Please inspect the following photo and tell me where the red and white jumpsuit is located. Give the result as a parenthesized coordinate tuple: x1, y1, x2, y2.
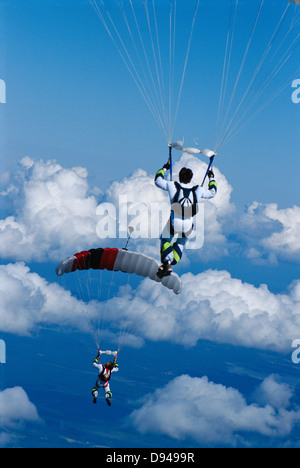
(92, 357, 119, 403)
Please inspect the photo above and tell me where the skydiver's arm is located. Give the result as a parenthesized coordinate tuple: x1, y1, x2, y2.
(196, 179, 218, 200)
(110, 353, 119, 373)
(111, 364, 119, 374)
(154, 168, 168, 191)
(93, 355, 103, 372)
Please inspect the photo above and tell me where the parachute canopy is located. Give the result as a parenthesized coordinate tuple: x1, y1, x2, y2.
(56, 247, 182, 295)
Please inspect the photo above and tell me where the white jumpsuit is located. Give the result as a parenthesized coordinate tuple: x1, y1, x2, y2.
(92, 360, 119, 400)
(155, 167, 217, 265)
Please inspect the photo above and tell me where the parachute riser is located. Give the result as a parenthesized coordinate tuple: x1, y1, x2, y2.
(98, 349, 119, 359)
(201, 155, 215, 187)
(168, 144, 173, 181)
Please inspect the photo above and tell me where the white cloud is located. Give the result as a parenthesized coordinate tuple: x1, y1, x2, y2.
(0, 158, 100, 262)
(106, 269, 300, 352)
(237, 202, 300, 264)
(1, 155, 298, 269)
(0, 386, 40, 426)
(0, 386, 40, 447)
(0, 262, 98, 335)
(0, 262, 143, 348)
(130, 374, 300, 446)
(1, 260, 299, 353)
(0, 155, 233, 264)
(253, 374, 293, 410)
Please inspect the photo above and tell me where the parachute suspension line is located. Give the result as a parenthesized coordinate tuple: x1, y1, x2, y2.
(216, 4, 300, 150)
(216, 0, 286, 151)
(288, 1, 300, 32)
(96, 269, 117, 350)
(170, 0, 200, 142)
(215, 0, 300, 152)
(70, 265, 117, 350)
(117, 274, 133, 352)
(151, 0, 169, 136)
(168, 0, 177, 143)
(215, 0, 239, 151)
(215, 0, 265, 152)
(71, 269, 100, 349)
(221, 66, 300, 149)
(90, 0, 200, 143)
(86, 270, 103, 349)
(118, 0, 162, 127)
(89, 0, 167, 136)
(142, 0, 169, 141)
(120, 0, 167, 137)
(268, 4, 298, 65)
(128, 0, 172, 142)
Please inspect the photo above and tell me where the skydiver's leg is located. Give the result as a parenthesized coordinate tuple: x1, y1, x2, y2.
(92, 384, 99, 404)
(104, 382, 112, 406)
(160, 236, 174, 264)
(171, 236, 188, 266)
(157, 218, 177, 277)
(160, 218, 175, 263)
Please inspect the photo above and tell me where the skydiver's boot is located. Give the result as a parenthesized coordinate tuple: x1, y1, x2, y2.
(92, 388, 98, 404)
(157, 262, 172, 278)
(106, 391, 112, 407)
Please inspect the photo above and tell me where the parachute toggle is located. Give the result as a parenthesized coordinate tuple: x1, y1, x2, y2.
(170, 140, 216, 158)
(56, 247, 182, 295)
(99, 350, 119, 357)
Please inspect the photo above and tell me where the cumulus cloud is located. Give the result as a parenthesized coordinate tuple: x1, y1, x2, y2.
(0, 262, 98, 335)
(106, 269, 300, 352)
(1, 260, 299, 352)
(0, 155, 233, 264)
(0, 155, 298, 268)
(0, 386, 40, 447)
(130, 374, 300, 446)
(236, 202, 300, 264)
(0, 158, 101, 262)
(0, 262, 143, 347)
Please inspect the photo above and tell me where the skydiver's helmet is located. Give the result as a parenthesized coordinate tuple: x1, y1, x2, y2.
(105, 362, 114, 370)
(179, 167, 193, 184)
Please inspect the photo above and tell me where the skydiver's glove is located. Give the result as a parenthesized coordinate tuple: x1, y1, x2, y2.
(208, 169, 215, 180)
(208, 179, 217, 192)
(163, 161, 170, 171)
(114, 363, 119, 368)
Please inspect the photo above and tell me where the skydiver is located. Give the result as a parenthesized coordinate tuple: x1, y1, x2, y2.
(91, 350, 119, 406)
(155, 162, 217, 278)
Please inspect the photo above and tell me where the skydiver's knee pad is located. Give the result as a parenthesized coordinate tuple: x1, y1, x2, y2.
(92, 387, 98, 397)
(106, 391, 112, 399)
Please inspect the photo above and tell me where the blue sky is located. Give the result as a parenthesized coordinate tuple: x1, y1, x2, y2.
(0, 0, 300, 448)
